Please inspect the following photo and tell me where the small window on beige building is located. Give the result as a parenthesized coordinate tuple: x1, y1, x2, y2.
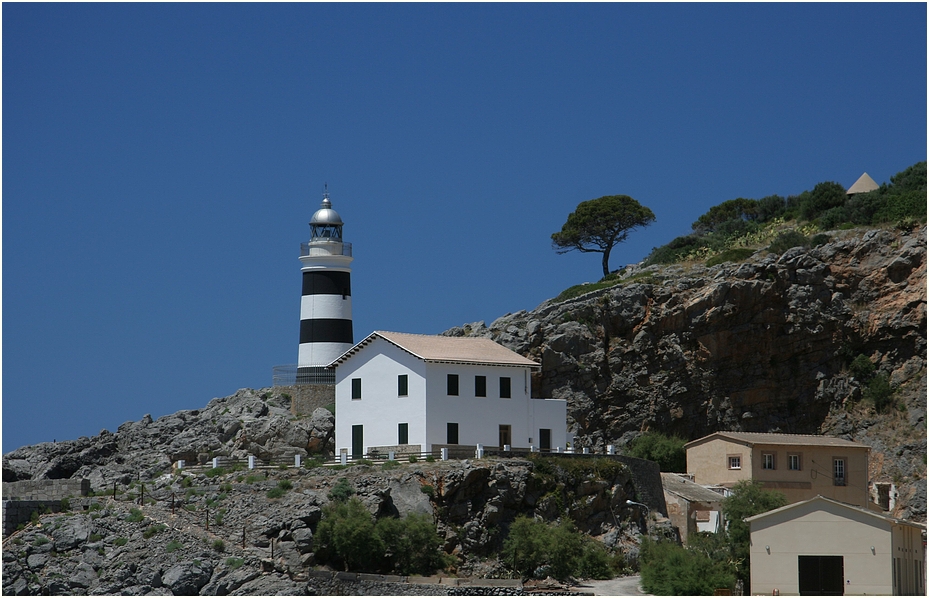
(788, 453, 802, 470)
(728, 454, 741, 470)
(762, 453, 776, 470)
(833, 457, 846, 486)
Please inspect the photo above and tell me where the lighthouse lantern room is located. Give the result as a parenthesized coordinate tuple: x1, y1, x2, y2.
(297, 187, 354, 383)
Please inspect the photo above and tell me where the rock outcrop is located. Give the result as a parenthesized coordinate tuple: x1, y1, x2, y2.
(3, 389, 335, 491)
(447, 226, 926, 521)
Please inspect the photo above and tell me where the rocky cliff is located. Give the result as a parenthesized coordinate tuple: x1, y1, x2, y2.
(446, 226, 926, 521)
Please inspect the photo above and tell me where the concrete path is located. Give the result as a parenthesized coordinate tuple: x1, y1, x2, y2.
(574, 575, 650, 596)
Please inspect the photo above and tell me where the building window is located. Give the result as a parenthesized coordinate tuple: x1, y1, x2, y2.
(351, 378, 362, 400)
(500, 376, 511, 399)
(833, 458, 846, 486)
(762, 453, 776, 470)
(398, 374, 408, 397)
(398, 423, 408, 445)
(475, 375, 487, 397)
(728, 455, 741, 470)
(447, 422, 459, 444)
(788, 453, 801, 471)
(447, 374, 459, 396)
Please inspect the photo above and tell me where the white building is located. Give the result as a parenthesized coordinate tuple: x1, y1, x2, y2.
(329, 331, 567, 457)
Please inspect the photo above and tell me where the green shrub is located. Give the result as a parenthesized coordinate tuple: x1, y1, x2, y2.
(278, 479, 293, 491)
(166, 540, 184, 553)
(180, 476, 192, 488)
(213, 539, 225, 553)
(225, 557, 245, 569)
(32, 536, 50, 547)
(381, 460, 400, 471)
(143, 524, 166, 539)
(204, 467, 227, 478)
(328, 478, 354, 503)
(863, 373, 894, 412)
(60, 498, 71, 511)
(420, 485, 435, 498)
(849, 354, 875, 380)
(425, 455, 436, 463)
(722, 480, 787, 585)
(244, 474, 261, 484)
(126, 508, 144, 523)
(89, 502, 103, 512)
(266, 487, 285, 499)
(768, 230, 809, 254)
(114, 537, 128, 547)
(625, 433, 686, 472)
(639, 537, 736, 594)
(303, 457, 324, 469)
(501, 516, 614, 581)
(705, 248, 755, 267)
(315, 497, 450, 575)
(89, 533, 103, 542)
(408, 455, 418, 463)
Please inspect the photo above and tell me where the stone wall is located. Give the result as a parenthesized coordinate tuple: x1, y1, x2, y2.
(279, 384, 335, 416)
(2, 479, 90, 536)
(303, 569, 528, 596)
(612, 455, 667, 516)
(2, 478, 89, 500)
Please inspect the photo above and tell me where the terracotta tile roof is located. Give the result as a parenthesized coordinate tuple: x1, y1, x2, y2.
(684, 431, 870, 449)
(330, 331, 539, 367)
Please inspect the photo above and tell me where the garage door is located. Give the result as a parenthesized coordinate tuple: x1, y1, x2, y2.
(798, 555, 844, 595)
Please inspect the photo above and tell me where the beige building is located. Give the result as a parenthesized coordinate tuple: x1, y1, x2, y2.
(661, 472, 725, 545)
(684, 432, 871, 508)
(747, 496, 926, 595)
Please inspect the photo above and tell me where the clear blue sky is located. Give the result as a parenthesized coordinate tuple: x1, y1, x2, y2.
(3, 3, 926, 452)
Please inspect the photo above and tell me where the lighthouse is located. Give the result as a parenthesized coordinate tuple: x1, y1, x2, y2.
(296, 188, 354, 383)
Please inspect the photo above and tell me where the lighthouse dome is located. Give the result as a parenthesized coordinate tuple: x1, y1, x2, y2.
(310, 196, 344, 226)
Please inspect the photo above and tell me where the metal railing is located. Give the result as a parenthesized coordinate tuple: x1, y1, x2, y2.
(271, 365, 335, 386)
(300, 241, 352, 257)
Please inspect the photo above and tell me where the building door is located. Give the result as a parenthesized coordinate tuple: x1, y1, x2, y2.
(539, 428, 551, 451)
(798, 555, 844, 595)
(499, 425, 511, 448)
(352, 425, 364, 458)
(447, 423, 459, 445)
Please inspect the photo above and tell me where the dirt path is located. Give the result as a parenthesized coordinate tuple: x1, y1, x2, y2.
(573, 575, 650, 596)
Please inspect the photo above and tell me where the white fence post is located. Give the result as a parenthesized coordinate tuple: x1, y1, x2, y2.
(177, 460, 185, 470)
(294, 454, 301, 468)
(340, 448, 348, 466)
(530, 445, 536, 453)
(388, 451, 395, 461)
(555, 447, 561, 453)
(441, 448, 449, 461)
(583, 447, 590, 455)
(248, 456, 255, 470)
(503, 444, 511, 452)
(476, 444, 484, 459)
(607, 445, 615, 455)
(212, 457, 219, 469)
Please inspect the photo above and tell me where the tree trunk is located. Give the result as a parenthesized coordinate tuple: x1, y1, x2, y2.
(601, 249, 611, 278)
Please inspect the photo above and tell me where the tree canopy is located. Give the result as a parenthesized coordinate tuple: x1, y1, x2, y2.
(552, 195, 656, 277)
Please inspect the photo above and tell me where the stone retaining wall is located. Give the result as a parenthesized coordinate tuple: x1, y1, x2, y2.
(613, 455, 667, 516)
(2, 478, 89, 500)
(280, 384, 335, 417)
(303, 569, 528, 596)
(2, 479, 90, 536)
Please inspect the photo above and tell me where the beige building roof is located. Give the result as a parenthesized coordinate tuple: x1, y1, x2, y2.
(684, 431, 870, 450)
(846, 172, 879, 195)
(745, 495, 926, 529)
(661, 473, 727, 504)
(331, 331, 540, 368)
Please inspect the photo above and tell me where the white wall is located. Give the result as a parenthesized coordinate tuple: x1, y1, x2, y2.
(424, 362, 566, 450)
(334, 338, 567, 453)
(334, 337, 427, 454)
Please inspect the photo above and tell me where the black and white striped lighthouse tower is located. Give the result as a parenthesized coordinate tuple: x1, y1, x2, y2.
(296, 187, 353, 383)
